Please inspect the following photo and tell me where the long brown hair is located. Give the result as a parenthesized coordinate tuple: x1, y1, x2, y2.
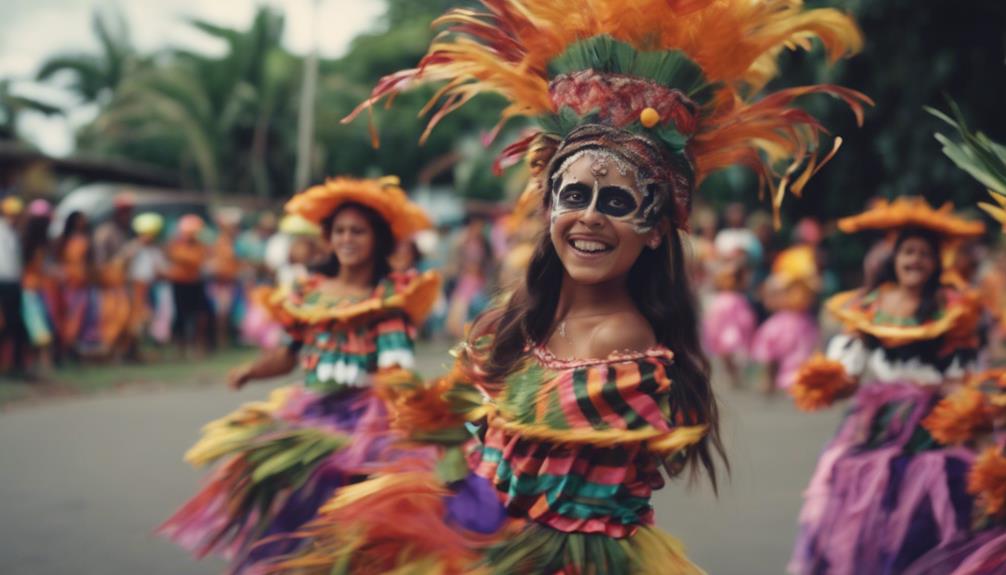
(472, 125, 727, 491)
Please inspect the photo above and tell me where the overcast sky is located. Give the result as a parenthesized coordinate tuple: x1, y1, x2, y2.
(0, 0, 386, 156)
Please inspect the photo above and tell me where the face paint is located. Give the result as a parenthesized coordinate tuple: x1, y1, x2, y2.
(549, 149, 660, 233)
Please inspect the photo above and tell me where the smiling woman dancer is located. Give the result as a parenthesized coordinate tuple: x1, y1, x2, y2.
(788, 197, 987, 575)
(265, 1, 868, 573)
(159, 176, 439, 574)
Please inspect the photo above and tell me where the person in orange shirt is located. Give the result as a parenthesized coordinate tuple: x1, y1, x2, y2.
(165, 214, 211, 357)
(93, 195, 135, 359)
(207, 209, 242, 348)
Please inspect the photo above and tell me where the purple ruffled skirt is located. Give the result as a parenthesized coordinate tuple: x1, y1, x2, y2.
(789, 383, 976, 575)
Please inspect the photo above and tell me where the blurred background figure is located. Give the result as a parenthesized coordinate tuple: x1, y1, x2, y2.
(389, 237, 422, 273)
(686, 204, 718, 296)
(444, 215, 494, 339)
(745, 210, 776, 300)
(164, 214, 211, 358)
(124, 212, 167, 360)
(701, 245, 757, 389)
(0, 196, 27, 376)
(239, 214, 320, 349)
(276, 214, 321, 288)
(92, 193, 134, 360)
(56, 210, 98, 360)
(236, 212, 278, 284)
(750, 245, 822, 395)
(20, 199, 55, 373)
(716, 202, 763, 269)
(978, 239, 1006, 361)
(207, 207, 243, 348)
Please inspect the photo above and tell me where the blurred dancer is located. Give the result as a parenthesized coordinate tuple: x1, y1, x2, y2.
(789, 198, 985, 574)
(751, 245, 821, 394)
(160, 177, 439, 573)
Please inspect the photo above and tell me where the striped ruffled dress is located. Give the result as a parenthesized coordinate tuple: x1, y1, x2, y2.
(266, 338, 713, 575)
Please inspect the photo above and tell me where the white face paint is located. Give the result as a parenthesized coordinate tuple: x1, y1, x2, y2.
(549, 149, 659, 233)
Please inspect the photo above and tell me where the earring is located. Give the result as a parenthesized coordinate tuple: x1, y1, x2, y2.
(648, 239, 660, 249)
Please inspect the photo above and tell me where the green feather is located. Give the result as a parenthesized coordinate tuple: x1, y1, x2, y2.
(547, 35, 711, 104)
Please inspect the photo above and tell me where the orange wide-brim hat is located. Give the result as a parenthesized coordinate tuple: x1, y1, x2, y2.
(838, 196, 985, 239)
(285, 176, 432, 241)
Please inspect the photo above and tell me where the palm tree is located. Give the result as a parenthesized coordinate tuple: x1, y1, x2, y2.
(77, 7, 304, 197)
(35, 8, 137, 106)
(0, 79, 63, 142)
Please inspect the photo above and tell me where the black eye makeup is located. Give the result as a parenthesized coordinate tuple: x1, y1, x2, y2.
(555, 182, 639, 219)
(597, 187, 637, 217)
(556, 183, 593, 211)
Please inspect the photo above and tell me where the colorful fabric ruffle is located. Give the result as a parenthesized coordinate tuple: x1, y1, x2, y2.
(903, 371, 1006, 575)
(265, 342, 710, 574)
(159, 385, 433, 572)
(825, 284, 982, 350)
(261, 270, 439, 390)
(470, 346, 706, 538)
(789, 383, 976, 575)
(903, 530, 1006, 575)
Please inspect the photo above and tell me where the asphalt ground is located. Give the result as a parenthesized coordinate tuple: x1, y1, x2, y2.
(0, 346, 842, 575)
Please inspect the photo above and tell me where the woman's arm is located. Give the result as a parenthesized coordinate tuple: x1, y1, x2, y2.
(228, 346, 298, 389)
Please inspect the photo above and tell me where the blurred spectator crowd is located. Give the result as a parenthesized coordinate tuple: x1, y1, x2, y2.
(0, 191, 518, 380)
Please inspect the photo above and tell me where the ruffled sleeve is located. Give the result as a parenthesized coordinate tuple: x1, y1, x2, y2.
(488, 348, 708, 452)
(825, 286, 982, 351)
(465, 347, 708, 537)
(825, 332, 869, 379)
(252, 278, 317, 345)
(370, 271, 442, 371)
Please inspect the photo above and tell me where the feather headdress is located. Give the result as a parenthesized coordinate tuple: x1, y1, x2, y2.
(344, 0, 872, 226)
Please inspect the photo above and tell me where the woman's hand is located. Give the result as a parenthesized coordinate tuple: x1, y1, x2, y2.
(228, 364, 254, 390)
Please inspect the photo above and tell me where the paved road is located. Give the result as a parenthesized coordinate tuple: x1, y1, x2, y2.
(0, 349, 841, 575)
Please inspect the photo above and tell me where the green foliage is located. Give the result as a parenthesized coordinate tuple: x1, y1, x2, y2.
(35, 9, 137, 105)
(767, 0, 1006, 221)
(30, 1, 507, 201)
(75, 7, 303, 198)
(928, 100, 1006, 196)
(0, 80, 62, 141)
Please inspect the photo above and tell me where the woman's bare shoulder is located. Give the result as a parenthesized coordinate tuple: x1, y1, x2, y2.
(587, 311, 657, 358)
